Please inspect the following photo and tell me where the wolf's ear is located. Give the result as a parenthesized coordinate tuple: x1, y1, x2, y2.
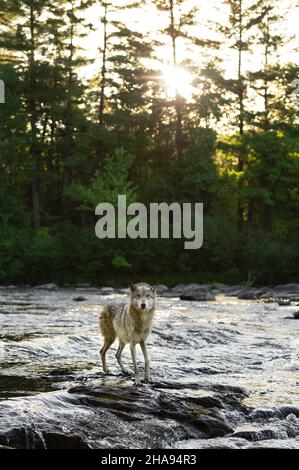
(129, 283, 137, 293)
(150, 285, 158, 295)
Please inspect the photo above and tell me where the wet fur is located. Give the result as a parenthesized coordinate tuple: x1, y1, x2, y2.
(99, 284, 157, 385)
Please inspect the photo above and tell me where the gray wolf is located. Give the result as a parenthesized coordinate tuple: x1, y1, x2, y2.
(99, 283, 157, 385)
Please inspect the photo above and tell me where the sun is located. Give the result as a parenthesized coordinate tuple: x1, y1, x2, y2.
(161, 64, 194, 100)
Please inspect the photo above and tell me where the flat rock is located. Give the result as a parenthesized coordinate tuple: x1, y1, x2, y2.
(0, 383, 236, 449)
(270, 284, 299, 301)
(117, 287, 130, 294)
(98, 287, 114, 294)
(232, 429, 279, 441)
(35, 283, 58, 291)
(172, 284, 202, 294)
(220, 285, 243, 296)
(273, 283, 299, 294)
(237, 287, 272, 300)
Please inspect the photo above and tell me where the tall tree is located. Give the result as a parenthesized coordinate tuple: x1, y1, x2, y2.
(152, 0, 198, 157)
(92, 1, 145, 164)
(13, 0, 51, 232)
(49, 0, 94, 219)
(98, 1, 109, 127)
(248, 2, 286, 130)
(219, 0, 272, 229)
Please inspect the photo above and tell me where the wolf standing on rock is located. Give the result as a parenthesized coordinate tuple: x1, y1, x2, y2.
(99, 284, 157, 385)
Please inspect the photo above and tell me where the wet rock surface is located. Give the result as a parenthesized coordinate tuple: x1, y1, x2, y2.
(0, 287, 298, 449)
(180, 286, 216, 301)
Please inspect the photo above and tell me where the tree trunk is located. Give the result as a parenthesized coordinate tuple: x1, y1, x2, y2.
(99, 2, 108, 127)
(169, 0, 184, 157)
(263, 17, 270, 131)
(63, 4, 75, 220)
(29, 6, 40, 232)
(237, 0, 244, 231)
(96, 2, 109, 166)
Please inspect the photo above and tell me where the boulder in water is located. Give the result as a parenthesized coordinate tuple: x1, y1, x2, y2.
(73, 296, 87, 302)
(180, 287, 215, 301)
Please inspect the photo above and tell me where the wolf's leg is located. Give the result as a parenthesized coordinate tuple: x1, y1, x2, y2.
(130, 343, 141, 385)
(99, 306, 116, 374)
(100, 337, 114, 373)
(140, 340, 150, 382)
(116, 341, 130, 375)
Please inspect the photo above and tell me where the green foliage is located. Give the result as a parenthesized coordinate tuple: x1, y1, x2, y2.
(241, 231, 299, 284)
(0, 0, 298, 286)
(66, 147, 137, 210)
(112, 255, 132, 270)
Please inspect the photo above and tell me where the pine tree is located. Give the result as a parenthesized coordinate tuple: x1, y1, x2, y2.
(92, 2, 155, 158)
(14, 0, 51, 231)
(242, 1, 298, 227)
(152, 0, 198, 156)
(218, 0, 272, 229)
(40, 0, 94, 221)
(0, 1, 95, 227)
(98, 0, 109, 127)
(248, 2, 286, 130)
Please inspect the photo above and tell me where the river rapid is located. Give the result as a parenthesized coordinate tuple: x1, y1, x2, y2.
(0, 286, 298, 449)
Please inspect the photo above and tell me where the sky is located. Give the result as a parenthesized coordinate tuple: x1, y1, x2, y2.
(79, 0, 299, 100)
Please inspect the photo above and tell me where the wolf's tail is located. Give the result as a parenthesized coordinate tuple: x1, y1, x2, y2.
(99, 305, 116, 343)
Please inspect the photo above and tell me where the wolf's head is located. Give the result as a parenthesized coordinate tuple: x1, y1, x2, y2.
(129, 283, 157, 313)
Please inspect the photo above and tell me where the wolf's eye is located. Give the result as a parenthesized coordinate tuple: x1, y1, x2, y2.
(146, 294, 150, 298)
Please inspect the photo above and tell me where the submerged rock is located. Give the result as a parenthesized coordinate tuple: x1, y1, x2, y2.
(73, 296, 87, 302)
(249, 406, 299, 420)
(277, 298, 291, 306)
(232, 429, 282, 441)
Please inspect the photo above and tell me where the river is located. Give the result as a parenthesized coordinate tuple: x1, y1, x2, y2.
(0, 287, 298, 448)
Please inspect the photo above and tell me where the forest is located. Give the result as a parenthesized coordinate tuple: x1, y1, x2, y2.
(0, 0, 298, 286)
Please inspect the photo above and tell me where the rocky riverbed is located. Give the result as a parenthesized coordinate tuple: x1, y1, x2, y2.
(0, 284, 298, 449)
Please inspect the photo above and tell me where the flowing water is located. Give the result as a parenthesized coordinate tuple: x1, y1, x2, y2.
(0, 287, 298, 448)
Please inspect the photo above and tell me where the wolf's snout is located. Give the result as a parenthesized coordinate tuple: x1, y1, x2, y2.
(141, 303, 146, 310)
